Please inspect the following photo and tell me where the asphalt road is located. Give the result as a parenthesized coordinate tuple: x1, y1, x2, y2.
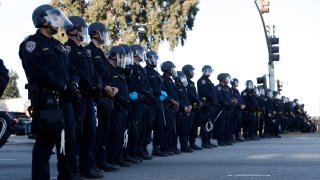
(1, 133, 320, 180)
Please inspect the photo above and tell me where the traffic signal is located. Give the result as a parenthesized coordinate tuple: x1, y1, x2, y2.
(276, 80, 283, 91)
(260, 0, 269, 14)
(268, 37, 280, 62)
(257, 75, 267, 90)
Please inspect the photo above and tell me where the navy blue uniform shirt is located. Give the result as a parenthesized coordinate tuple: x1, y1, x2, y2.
(19, 30, 72, 91)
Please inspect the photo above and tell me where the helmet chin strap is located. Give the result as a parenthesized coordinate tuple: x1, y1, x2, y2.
(67, 31, 83, 42)
(41, 23, 58, 35)
(91, 34, 104, 45)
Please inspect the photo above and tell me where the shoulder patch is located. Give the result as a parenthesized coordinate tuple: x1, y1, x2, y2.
(242, 92, 247, 96)
(217, 86, 221, 91)
(201, 79, 206, 84)
(65, 46, 71, 54)
(26, 41, 36, 53)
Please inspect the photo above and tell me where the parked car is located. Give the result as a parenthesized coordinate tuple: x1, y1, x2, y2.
(0, 111, 31, 136)
(0, 117, 11, 149)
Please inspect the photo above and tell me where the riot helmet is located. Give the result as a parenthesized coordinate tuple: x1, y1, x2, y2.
(245, 80, 254, 90)
(202, 65, 213, 76)
(254, 87, 260, 97)
(32, 4, 73, 33)
(119, 44, 133, 66)
(266, 89, 273, 98)
(217, 73, 227, 82)
(130, 44, 145, 62)
(273, 91, 280, 99)
(225, 73, 231, 84)
(286, 97, 290, 103)
(175, 71, 188, 87)
(146, 50, 159, 68)
(67, 16, 88, 43)
(182, 64, 195, 79)
(231, 78, 239, 87)
(161, 61, 177, 77)
(107, 46, 126, 69)
(88, 22, 109, 45)
(258, 86, 265, 96)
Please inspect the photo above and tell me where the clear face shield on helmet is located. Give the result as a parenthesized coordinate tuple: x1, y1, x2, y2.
(99, 30, 110, 46)
(179, 74, 188, 87)
(246, 82, 254, 89)
(232, 80, 239, 87)
(226, 75, 231, 85)
(134, 49, 146, 62)
(125, 52, 134, 66)
(259, 88, 265, 96)
(147, 55, 159, 67)
(171, 68, 178, 78)
(116, 53, 127, 69)
(254, 88, 260, 97)
(286, 97, 290, 103)
(79, 26, 89, 43)
(72, 26, 89, 43)
(203, 68, 212, 76)
(276, 94, 281, 99)
(44, 9, 73, 30)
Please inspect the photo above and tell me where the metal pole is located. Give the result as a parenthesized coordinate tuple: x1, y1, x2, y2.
(254, 0, 275, 91)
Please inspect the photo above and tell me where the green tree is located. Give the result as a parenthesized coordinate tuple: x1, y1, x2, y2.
(51, 0, 199, 51)
(1, 70, 21, 99)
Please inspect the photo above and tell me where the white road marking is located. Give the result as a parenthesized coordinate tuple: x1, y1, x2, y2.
(227, 174, 271, 177)
(0, 158, 18, 161)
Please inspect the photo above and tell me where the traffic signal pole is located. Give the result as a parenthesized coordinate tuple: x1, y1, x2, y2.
(254, 0, 275, 91)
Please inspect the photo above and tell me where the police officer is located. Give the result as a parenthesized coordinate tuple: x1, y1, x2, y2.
(263, 89, 275, 138)
(85, 22, 120, 172)
(19, 4, 78, 180)
(241, 80, 259, 141)
(126, 44, 153, 160)
(174, 71, 193, 152)
(182, 64, 202, 150)
(161, 61, 180, 155)
(197, 65, 217, 148)
(106, 46, 132, 167)
(65, 18, 104, 179)
(0, 59, 9, 98)
(230, 78, 245, 142)
(144, 50, 168, 157)
(252, 87, 262, 140)
(118, 44, 141, 164)
(257, 86, 267, 138)
(0, 59, 9, 149)
(215, 73, 232, 146)
(271, 91, 282, 138)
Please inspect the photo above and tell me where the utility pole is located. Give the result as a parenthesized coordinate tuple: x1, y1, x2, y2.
(254, 0, 280, 91)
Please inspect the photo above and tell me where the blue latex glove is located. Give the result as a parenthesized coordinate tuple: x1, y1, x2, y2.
(159, 95, 166, 101)
(129, 92, 138, 101)
(160, 91, 168, 98)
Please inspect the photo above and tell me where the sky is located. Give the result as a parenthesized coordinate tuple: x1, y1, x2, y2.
(0, 0, 320, 116)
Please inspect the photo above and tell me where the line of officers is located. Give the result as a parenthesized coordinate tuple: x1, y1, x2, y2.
(18, 4, 309, 180)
